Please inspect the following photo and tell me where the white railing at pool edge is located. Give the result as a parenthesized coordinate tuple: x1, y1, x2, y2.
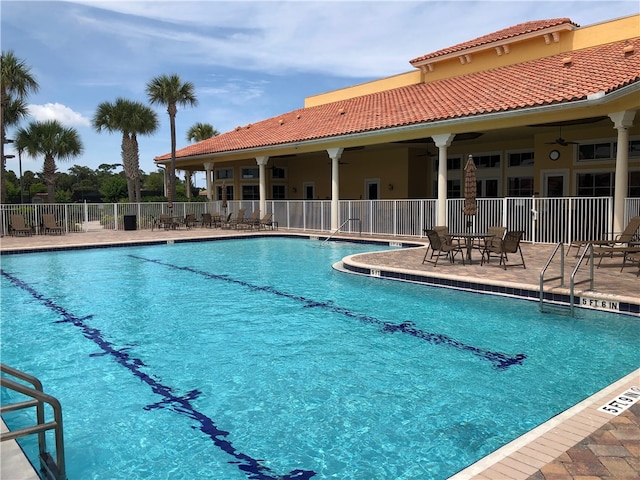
(0, 197, 638, 245)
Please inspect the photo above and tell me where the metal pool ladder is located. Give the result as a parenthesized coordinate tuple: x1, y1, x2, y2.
(539, 242, 594, 316)
(0, 363, 67, 480)
(321, 218, 361, 245)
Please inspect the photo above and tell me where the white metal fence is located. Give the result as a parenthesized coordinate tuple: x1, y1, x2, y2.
(1, 197, 638, 245)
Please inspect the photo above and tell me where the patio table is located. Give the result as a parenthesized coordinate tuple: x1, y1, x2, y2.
(452, 232, 494, 263)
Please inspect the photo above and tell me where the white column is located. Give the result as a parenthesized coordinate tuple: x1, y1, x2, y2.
(431, 133, 455, 225)
(609, 111, 636, 234)
(327, 147, 344, 230)
(256, 156, 269, 215)
(203, 162, 213, 201)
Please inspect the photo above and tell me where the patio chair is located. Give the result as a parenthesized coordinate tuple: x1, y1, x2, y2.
(42, 214, 64, 235)
(422, 229, 465, 267)
(477, 226, 506, 263)
(184, 213, 197, 229)
(423, 226, 450, 261)
(481, 230, 526, 270)
(152, 214, 174, 231)
(9, 214, 33, 236)
(566, 216, 640, 257)
(201, 213, 213, 228)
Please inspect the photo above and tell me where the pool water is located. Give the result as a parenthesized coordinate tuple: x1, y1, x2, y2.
(1, 237, 637, 480)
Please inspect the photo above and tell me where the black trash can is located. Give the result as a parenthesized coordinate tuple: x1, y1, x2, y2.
(123, 215, 137, 231)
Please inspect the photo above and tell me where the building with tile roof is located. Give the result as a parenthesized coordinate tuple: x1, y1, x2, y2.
(155, 14, 640, 231)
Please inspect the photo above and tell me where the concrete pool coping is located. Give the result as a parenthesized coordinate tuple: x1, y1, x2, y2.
(1, 228, 638, 478)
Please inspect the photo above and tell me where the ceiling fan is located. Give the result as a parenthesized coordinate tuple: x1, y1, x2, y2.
(545, 127, 579, 146)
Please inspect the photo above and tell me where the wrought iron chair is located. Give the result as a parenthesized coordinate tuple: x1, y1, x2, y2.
(422, 229, 465, 267)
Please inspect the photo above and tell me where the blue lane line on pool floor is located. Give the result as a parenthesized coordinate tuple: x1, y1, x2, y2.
(130, 255, 526, 370)
(1, 269, 315, 480)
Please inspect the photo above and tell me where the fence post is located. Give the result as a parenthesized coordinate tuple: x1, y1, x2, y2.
(84, 201, 89, 232)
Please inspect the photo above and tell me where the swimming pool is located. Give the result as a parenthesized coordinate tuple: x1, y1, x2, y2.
(1, 237, 637, 479)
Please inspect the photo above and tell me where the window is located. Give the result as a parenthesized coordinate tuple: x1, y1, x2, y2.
(272, 185, 286, 199)
(432, 180, 460, 197)
(507, 177, 534, 196)
(433, 156, 462, 171)
(627, 140, 640, 158)
(217, 185, 233, 200)
(629, 171, 640, 197)
(578, 142, 612, 162)
(508, 151, 534, 167)
(476, 179, 499, 197)
(577, 172, 613, 196)
(241, 167, 259, 179)
(242, 185, 259, 200)
(271, 167, 286, 179)
(474, 154, 500, 169)
(216, 168, 233, 180)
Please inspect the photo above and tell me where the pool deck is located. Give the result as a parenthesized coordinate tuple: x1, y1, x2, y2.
(1, 227, 638, 479)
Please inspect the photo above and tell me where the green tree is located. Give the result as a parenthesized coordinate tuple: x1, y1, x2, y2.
(1, 50, 39, 203)
(146, 74, 197, 207)
(100, 175, 128, 203)
(186, 122, 218, 142)
(15, 120, 83, 203)
(93, 98, 158, 202)
(67, 165, 100, 201)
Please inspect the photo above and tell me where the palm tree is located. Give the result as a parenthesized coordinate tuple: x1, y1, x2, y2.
(184, 122, 218, 196)
(1, 50, 39, 204)
(186, 122, 218, 142)
(93, 98, 158, 202)
(146, 74, 198, 206)
(15, 120, 83, 203)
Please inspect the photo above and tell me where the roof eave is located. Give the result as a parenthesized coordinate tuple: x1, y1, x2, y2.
(156, 81, 639, 165)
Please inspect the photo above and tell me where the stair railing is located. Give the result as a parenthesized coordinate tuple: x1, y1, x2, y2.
(0, 363, 66, 480)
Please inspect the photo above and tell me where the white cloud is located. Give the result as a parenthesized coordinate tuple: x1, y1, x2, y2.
(65, 1, 640, 78)
(27, 103, 92, 127)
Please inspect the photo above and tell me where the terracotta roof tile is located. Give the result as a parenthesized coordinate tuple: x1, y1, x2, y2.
(409, 18, 576, 64)
(158, 37, 639, 161)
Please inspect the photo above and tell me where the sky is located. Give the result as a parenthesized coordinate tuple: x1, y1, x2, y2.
(2, 0, 639, 186)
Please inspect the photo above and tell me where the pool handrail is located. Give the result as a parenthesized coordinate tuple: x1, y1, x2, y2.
(0, 363, 67, 480)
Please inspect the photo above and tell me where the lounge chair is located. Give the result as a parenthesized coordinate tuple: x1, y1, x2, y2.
(222, 208, 246, 229)
(567, 216, 640, 257)
(42, 214, 64, 235)
(422, 229, 465, 266)
(9, 214, 33, 236)
(239, 210, 261, 229)
(258, 212, 274, 230)
(621, 251, 640, 277)
(592, 244, 640, 268)
(481, 230, 526, 269)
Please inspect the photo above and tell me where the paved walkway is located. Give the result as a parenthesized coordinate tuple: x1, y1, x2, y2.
(1, 227, 638, 479)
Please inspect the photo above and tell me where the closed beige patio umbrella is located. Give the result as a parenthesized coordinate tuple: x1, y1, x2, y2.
(463, 155, 477, 230)
(221, 181, 228, 214)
